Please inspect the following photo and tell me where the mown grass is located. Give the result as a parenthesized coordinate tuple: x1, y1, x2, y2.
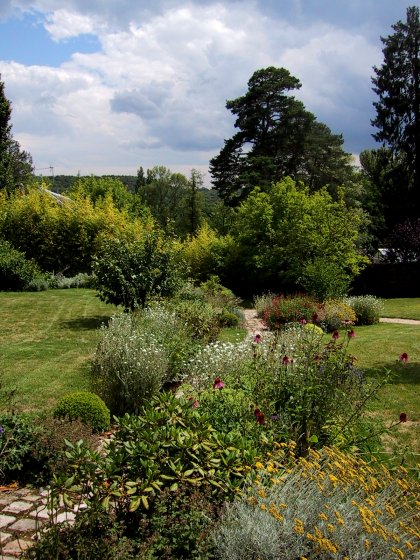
(382, 297, 420, 320)
(0, 289, 116, 413)
(348, 322, 420, 460)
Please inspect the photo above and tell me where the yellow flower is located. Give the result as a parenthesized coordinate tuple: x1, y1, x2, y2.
(294, 518, 305, 535)
(318, 513, 328, 521)
(255, 462, 264, 469)
(364, 539, 370, 550)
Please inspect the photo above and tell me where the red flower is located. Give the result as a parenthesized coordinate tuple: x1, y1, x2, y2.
(399, 353, 409, 363)
(332, 330, 340, 340)
(347, 329, 355, 339)
(254, 333, 262, 343)
(399, 412, 407, 423)
(213, 377, 225, 389)
(282, 355, 291, 365)
(312, 312, 319, 323)
(254, 408, 265, 425)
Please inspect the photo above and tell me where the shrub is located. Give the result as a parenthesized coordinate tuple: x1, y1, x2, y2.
(321, 299, 356, 332)
(54, 391, 110, 433)
(91, 313, 170, 415)
(218, 310, 240, 327)
(93, 232, 184, 311)
(262, 294, 322, 330)
(213, 446, 419, 560)
(253, 292, 276, 318)
(0, 413, 39, 483)
(169, 298, 221, 341)
(344, 295, 384, 325)
(300, 256, 352, 301)
(0, 239, 42, 291)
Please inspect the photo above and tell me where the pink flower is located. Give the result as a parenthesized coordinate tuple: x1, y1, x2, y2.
(213, 377, 225, 389)
(282, 355, 291, 365)
(347, 329, 355, 339)
(399, 412, 407, 423)
(188, 396, 199, 408)
(254, 333, 262, 343)
(332, 330, 340, 340)
(399, 353, 409, 363)
(299, 318, 307, 325)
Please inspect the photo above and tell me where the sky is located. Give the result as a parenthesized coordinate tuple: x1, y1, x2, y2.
(0, 0, 418, 184)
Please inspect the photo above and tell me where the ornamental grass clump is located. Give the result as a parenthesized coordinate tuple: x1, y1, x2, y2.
(214, 445, 419, 560)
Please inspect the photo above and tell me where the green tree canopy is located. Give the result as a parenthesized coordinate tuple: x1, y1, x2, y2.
(0, 75, 33, 193)
(228, 178, 368, 298)
(210, 67, 354, 205)
(371, 6, 420, 215)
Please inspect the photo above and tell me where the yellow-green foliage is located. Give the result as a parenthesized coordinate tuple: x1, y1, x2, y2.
(322, 299, 357, 332)
(0, 186, 152, 274)
(181, 222, 233, 282)
(215, 444, 419, 559)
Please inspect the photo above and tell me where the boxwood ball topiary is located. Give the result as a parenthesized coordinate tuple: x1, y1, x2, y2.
(54, 391, 110, 433)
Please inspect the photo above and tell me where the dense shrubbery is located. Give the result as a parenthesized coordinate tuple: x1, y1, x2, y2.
(261, 294, 322, 329)
(0, 239, 43, 291)
(321, 299, 356, 332)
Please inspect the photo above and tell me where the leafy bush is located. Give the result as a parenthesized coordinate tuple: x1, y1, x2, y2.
(54, 391, 110, 433)
(0, 413, 39, 483)
(262, 294, 322, 330)
(48, 272, 95, 289)
(218, 310, 240, 327)
(214, 446, 419, 560)
(93, 232, 184, 311)
(0, 239, 42, 291)
(169, 298, 221, 341)
(300, 256, 352, 300)
(344, 295, 384, 325)
(44, 393, 256, 522)
(321, 299, 356, 332)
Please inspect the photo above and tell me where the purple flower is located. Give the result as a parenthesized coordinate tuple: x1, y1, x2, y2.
(347, 329, 355, 339)
(299, 318, 307, 325)
(332, 330, 340, 340)
(282, 355, 291, 365)
(254, 333, 262, 343)
(213, 377, 225, 389)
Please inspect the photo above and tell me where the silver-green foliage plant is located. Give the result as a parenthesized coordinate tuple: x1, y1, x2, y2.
(91, 313, 170, 415)
(344, 295, 384, 325)
(91, 305, 197, 415)
(213, 446, 419, 560)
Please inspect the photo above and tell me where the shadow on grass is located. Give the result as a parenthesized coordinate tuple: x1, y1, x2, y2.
(365, 363, 419, 385)
(61, 316, 112, 331)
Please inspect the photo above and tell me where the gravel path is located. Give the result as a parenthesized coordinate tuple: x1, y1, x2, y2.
(380, 317, 420, 325)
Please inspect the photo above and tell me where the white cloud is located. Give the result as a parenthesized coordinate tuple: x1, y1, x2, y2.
(2, 0, 393, 176)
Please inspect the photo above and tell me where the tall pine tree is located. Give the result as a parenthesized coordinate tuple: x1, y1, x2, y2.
(0, 75, 33, 193)
(371, 6, 420, 216)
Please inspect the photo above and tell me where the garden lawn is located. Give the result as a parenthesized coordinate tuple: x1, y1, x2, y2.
(382, 297, 420, 320)
(348, 322, 420, 461)
(0, 289, 116, 413)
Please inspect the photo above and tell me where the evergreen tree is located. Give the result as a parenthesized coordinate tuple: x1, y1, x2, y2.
(210, 67, 354, 205)
(0, 75, 33, 192)
(371, 6, 420, 215)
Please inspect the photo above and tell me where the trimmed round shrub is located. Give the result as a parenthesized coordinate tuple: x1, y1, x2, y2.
(54, 391, 110, 433)
(218, 310, 240, 327)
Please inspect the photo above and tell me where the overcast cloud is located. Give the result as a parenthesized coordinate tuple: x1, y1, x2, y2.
(0, 0, 416, 182)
